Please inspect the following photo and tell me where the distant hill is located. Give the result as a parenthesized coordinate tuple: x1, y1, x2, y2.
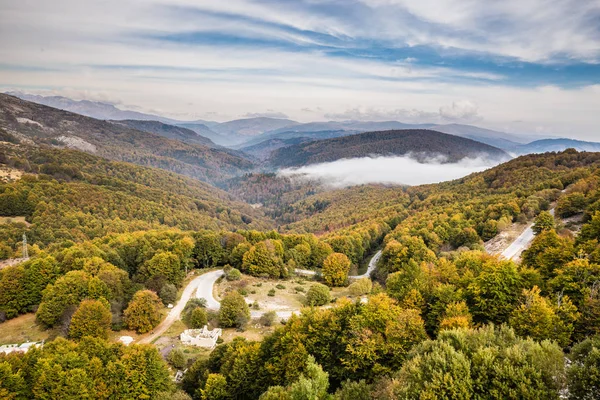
(0, 93, 255, 184)
(112, 120, 216, 147)
(268, 129, 510, 168)
(250, 121, 535, 152)
(512, 138, 600, 155)
(213, 117, 299, 138)
(177, 122, 246, 148)
(240, 137, 314, 161)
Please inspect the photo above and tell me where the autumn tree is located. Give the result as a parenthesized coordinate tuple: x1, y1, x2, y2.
(123, 290, 162, 333)
(509, 286, 578, 347)
(242, 240, 287, 278)
(322, 252, 351, 287)
(69, 299, 112, 340)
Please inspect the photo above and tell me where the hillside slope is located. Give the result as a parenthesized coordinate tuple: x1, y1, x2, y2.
(268, 129, 510, 168)
(0, 94, 255, 183)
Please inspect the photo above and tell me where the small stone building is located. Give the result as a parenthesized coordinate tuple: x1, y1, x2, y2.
(180, 326, 222, 349)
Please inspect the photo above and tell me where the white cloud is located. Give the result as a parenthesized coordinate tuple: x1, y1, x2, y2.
(278, 154, 500, 188)
(439, 100, 480, 121)
(324, 107, 438, 122)
(243, 111, 290, 119)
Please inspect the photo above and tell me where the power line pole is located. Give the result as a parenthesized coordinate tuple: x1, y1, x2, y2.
(22, 234, 28, 259)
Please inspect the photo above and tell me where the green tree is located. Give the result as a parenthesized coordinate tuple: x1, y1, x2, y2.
(190, 307, 208, 328)
(159, 283, 177, 305)
(123, 290, 162, 333)
(69, 299, 112, 340)
(567, 335, 600, 400)
(322, 252, 351, 287)
(306, 283, 331, 306)
(467, 259, 523, 324)
(242, 240, 287, 278)
(168, 348, 186, 369)
(219, 291, 250, 328)
(533, 211, 556, 234)
(334, 380, 371, 400)
(36, 270, 90, 327)
(139, 251, 184, 286)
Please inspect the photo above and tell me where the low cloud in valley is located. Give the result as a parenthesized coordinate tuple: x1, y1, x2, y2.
(278, 154, 501, 188)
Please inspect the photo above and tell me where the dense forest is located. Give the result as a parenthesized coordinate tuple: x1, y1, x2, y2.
(2, 142, 600, 399)
(267, 129, 509, 168)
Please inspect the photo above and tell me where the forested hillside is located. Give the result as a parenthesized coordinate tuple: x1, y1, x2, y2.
(268, 129, 509, 168)
(0, 143, 270, 253)
(0, 94, 255, 183)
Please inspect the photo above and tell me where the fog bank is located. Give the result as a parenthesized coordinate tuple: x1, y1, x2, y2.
(278, 155, 502, 188)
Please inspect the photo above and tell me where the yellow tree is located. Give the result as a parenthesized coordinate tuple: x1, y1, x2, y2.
(322, 253, 351, 287)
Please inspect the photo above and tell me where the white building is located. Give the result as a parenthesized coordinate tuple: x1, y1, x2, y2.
(180, 326, 222, 349)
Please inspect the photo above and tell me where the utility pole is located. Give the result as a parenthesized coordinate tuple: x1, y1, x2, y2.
(22, 234, 29, 259)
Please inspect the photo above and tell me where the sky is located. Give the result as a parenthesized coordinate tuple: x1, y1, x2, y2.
(1, 0, 600, 139)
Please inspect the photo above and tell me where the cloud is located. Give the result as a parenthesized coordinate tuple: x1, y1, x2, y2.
(324, 107, 438, 122)
(243, 111, 290, 119)
(439, 100, 480, 121)
(278, 154, 500, 188)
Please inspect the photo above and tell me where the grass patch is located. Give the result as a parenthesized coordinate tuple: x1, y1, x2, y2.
(0, 313, 54, 345)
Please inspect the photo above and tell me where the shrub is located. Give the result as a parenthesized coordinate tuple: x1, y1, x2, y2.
(276, 284, 286, 290)
(226, 268, 242, 281)
(252, 301, 260, 310)
(238, 288, 248, 296)
(294, 286, 305, 293)
(268, 289, 276, 297)
(168, 348, 186, 370)
(259, 311, 277, 327)
(159, 283, 177, 306)
(306, 283, 331, 306)
(348, 278, 373, 296)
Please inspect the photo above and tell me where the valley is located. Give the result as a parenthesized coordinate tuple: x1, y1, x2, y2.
(1, 96, 600, 400)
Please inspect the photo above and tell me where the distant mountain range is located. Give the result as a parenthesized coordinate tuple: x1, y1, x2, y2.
(267, 129, 510, 168)
(510, 138, 600, 155)
(0, 93, 254, 184)
(6, 92, 600, 159)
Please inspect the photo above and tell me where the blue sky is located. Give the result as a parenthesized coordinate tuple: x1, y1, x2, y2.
(1, 0, 599, 139)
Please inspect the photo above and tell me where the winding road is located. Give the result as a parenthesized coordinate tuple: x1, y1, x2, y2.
(139, 250, 383, 343)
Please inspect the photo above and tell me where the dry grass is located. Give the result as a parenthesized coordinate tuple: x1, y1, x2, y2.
(0, 216, 30, 226)
(0, 313, 54, 345)
(217, 274, 310, 312)
(0, 167, 22, 182)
